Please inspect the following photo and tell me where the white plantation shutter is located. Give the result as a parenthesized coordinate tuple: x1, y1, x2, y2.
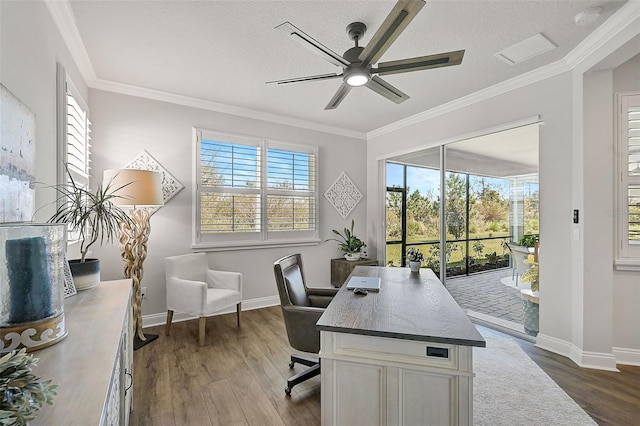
(617, 93, 640, 263)
(267, 145, 316, 232)
(66, 91, 91, 179)
(56, 65, 92, 244)
(199, 138, 261, 234)
(195, 130, 319, 248)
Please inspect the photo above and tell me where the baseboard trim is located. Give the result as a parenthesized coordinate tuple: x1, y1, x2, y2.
(571, 346, 619, 371)
(534, 333, 572, 357)
(613, 346, 640, 366)
(536, 334, 620, 371)
(142, 295, 280, 328)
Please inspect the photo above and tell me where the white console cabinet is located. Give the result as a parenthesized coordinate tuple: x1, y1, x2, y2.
(32, 279, 133, 425)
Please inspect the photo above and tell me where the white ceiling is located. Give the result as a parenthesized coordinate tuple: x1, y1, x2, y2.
(67, 0, 628, 134)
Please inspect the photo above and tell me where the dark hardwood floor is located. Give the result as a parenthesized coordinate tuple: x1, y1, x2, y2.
(131, 306, 639, 426)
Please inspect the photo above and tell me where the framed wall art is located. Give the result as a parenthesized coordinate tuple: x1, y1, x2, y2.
(0, 83, 36, 223)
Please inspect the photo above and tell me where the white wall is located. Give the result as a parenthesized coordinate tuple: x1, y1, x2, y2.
(0, 1, 87, 217)
(612, 54, 640, 361)
(366, 52, 640, 367)
(367, 73, 576, 346)
(581, 69, 614, 360)
(88, 90, 367, 318)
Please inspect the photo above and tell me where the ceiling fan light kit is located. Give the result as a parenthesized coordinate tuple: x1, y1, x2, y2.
(268, 0, 465, 110)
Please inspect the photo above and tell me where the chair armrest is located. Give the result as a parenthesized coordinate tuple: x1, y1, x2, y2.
(306, 287, 339, 297)
(206, 269, 242, 293)
(166, 278, 207, 314)
(307, 287, 338, 308)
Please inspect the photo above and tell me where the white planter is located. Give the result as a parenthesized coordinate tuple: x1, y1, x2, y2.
(409, 261, 421, 272)
(344, 252, 362, 261)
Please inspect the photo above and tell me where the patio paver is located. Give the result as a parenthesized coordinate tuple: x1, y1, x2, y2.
(444, 268, 525, 325)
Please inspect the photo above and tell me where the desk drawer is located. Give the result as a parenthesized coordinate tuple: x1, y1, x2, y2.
(327, 332, 469, 371)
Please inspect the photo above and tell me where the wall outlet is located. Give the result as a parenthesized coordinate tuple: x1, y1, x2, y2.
(141, 287, 147, 299)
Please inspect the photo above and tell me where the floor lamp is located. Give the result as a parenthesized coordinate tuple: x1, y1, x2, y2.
(103, 169, 164, 350)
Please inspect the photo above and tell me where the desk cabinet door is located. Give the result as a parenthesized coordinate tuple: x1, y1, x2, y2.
(394, 369, 455, 425)
(333, 362, 385, 425)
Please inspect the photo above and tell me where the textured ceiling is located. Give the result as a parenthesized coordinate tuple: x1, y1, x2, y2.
(68, 0, 627, 134)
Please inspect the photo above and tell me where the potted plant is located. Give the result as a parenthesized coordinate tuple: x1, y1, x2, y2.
(327, 219, 367, 261)
(518, 234, 539, 248)
(520, 253, 539, 336)
(0, 348, 57, 424)
(407, 247, 424, 272)
(47, 166, 132, 290)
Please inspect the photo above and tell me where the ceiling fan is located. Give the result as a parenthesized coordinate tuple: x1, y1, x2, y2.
(267, 0, 465, 110)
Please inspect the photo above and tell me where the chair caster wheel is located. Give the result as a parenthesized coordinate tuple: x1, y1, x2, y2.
(285, 386, 292, 396)
(289, 361, 295, 369)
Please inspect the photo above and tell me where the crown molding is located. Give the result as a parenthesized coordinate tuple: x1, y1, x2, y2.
(367, 60, 569, 139)
(368, 1, 640, 140)
(92, 79, 366, 140)
(48, 0, 638, 142)
(564, 0, 640, 69)
(45, 0, 97, 84)
(47, 1, 364, 140)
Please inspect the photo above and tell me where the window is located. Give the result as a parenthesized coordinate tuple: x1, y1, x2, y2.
(616, 92, 640, 268)
(56, 63, 91, 242)
(194, 129, 318, 249)
(65, 89, 91, 183)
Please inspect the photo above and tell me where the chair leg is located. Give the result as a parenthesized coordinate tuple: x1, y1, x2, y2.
(199, 317, 206, 347)
(236, 302, 241, 328)
(285, 359, 320, 396)
(165, 310, 174, 336)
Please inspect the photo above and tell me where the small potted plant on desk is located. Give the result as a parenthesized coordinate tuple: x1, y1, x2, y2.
(328, 219, 367, 261)
(407, 247, 424, 272)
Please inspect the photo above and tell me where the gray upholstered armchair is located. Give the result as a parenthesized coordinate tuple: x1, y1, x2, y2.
(273, 253, 337, 396)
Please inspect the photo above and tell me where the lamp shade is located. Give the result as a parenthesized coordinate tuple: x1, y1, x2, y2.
(103, 169, 164, 207)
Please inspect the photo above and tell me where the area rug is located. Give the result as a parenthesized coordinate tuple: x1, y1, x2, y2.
(474, 337, 596, 425)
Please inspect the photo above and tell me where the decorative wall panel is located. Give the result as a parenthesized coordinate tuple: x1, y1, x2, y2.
(324, 172, 362, 219)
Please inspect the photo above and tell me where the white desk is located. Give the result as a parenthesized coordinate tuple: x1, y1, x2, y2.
(317, 267, 485, 426)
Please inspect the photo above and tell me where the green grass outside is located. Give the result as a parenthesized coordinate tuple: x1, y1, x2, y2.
(386, 232, 510, 267)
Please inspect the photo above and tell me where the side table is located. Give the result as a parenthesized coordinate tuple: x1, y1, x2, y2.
(330, 257, 379, 287)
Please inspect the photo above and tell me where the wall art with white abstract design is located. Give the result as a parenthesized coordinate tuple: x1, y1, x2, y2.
(0, 83, 36, 223)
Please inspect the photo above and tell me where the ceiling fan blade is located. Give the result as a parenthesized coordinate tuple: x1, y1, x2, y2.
(266, 73, 342, 85)
(358, 0, 425, 67)
(375, 50, 465, 76)
(325, 83, 352, 110)
(365, 76, 409, 104)
(276, 22, 350, 68)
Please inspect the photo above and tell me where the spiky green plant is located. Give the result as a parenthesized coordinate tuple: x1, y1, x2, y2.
(0, 349, 57, 425)
(47, 164, 133, 262)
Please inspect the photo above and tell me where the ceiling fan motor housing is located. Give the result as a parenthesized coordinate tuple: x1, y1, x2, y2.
(346, 22, 367, 43)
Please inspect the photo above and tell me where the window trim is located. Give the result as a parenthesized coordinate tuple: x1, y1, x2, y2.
(614, 92, 640, 271)
(192, 128, 320, 250)
(56, 63, 91, 245)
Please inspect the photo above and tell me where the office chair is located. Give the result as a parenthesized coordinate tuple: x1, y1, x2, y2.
(273, 254, 338, 396)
